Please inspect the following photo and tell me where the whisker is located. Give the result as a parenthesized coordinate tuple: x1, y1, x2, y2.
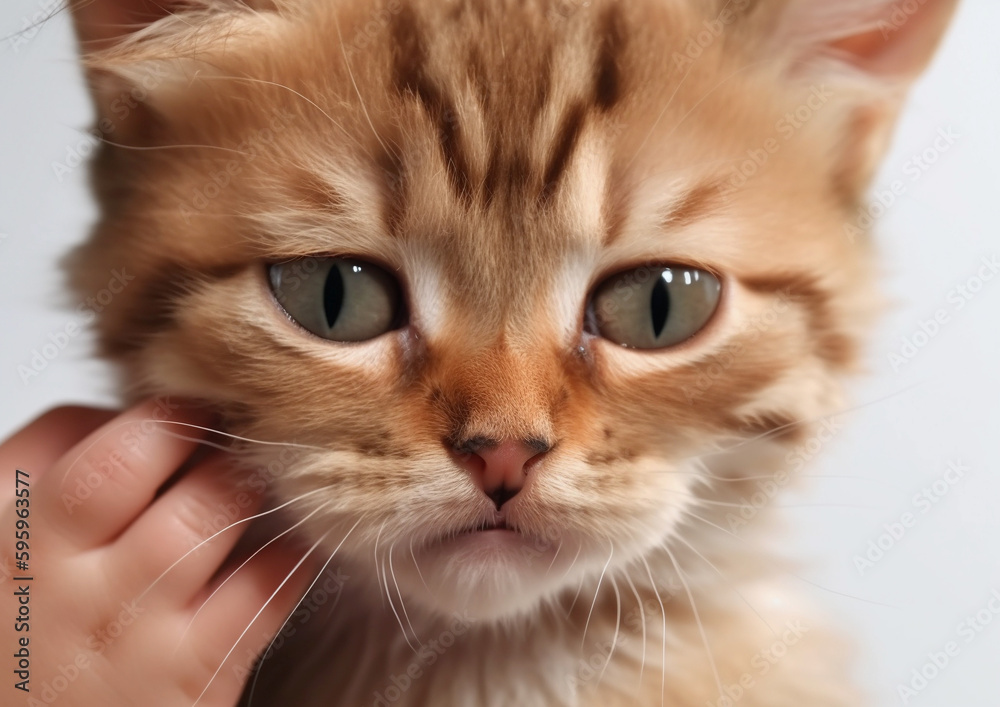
(373, 521, 388, 612)
(57, 417, 325, 489)
(679, 508, 895, 607)
(640, 556, 667, 707)
(193, 75, 362, 150)
(178, 503, 329, 647)
(409, 536, 432, 593)
(597, 576, 622, 685)
(624, 572, 647, 691)
(95, 136, 249, 154)
(699, 384, 923, 459)
(668, 533, 776, 637)
(138, 488, 328, 602)
(154, 420, 328, 451)
(245, 516, 363, 707)
(660, 58, 772, 146)
(333, 13, 395, 160)
(663, 544, 723, 700)
(191, 531, 330, 706)
(581, 539, 614, 649)
(559, 542, 583, 585)
(382, 556, 421, 654)
(545, 539, 564, 576)
(389, 542, 422, 645)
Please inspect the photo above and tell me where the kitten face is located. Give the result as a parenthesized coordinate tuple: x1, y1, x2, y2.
(68, 0, 950, 621)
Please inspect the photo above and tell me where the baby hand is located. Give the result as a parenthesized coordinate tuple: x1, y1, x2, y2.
(0, 399, 310, 706)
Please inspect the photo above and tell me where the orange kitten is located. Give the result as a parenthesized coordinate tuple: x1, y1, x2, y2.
(66, 0, 957, 704)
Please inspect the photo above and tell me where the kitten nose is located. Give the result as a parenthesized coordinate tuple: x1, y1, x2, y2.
(449, 437, 551, 510)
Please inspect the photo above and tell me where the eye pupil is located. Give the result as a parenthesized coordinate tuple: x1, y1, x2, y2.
(650, 276, 670, 338)
(323, 263, 345, 328)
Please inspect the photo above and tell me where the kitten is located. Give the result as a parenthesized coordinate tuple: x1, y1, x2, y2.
(66, 0, 957, 704)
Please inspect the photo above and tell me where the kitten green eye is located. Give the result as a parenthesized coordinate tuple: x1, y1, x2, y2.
(268, 257, 403, 341)
(590, 266, 721, 349)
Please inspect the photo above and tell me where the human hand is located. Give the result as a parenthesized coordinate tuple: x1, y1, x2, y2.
(0, 399, 310, 706)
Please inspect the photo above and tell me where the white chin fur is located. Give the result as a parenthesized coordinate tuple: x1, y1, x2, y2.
(395, 532, 595, 622)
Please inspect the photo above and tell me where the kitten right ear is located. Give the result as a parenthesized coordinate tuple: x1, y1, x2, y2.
(69, 0, 185, 49)
(68, 0, 265, 145)
(69, 0, 197, 144)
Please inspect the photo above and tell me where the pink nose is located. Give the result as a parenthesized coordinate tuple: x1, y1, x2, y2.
(450, 437, 551, 509)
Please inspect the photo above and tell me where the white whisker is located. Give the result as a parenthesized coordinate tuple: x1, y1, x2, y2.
(191, 531, 329, 707)
(245, 516, 363, 707)
(178, 502, 329, 647)
(582, 539, 613, 649)
(597, 576, 622, 685)
(669, 534, 776, 636)
(663, 545, 723, 700)
(640, 556, 667, 707)
(409, 536, 432, 593)
(624, 572, 647, 691)
(138, 488, 328, 602)
(389, 542, 421, 645)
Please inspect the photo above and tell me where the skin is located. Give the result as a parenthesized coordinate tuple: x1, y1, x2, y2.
(0, 399, 311, 706)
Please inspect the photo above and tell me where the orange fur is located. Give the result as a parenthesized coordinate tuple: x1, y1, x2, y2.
(65, 0, 958, 704)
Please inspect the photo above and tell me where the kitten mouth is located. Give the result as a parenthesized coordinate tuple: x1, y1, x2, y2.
(474, 519, 510, 532)
(459, 516, 514, 535)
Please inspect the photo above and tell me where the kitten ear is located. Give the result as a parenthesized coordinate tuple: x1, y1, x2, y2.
(775, 0, 960, 81)
(69, 0, 185, 49)
(68, 1, 262, 145)
(770, 0, 959, 198)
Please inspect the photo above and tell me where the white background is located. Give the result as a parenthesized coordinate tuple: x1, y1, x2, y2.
(1, 2, 997, 705)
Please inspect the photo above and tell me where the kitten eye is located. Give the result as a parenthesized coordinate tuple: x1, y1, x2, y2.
(268, 257, 403, 341)
(590, 266, 721, 349)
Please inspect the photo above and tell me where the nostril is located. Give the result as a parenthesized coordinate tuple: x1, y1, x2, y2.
(486, 486, 519, 511)
(448, 436, 552, 509)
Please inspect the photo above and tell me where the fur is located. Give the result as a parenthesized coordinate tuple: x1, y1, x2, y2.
(65, 0, 958, 704)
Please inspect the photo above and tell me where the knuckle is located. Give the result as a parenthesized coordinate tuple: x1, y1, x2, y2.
(169, 493, 221, 548)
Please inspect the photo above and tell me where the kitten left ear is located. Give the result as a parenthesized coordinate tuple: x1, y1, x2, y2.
(775, 0, 960, 80)
(770, 0, 960, 198)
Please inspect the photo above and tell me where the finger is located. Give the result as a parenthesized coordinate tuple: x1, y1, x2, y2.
(176, 539, 319, 706)
(112, 455, 264, 605)
(37, 397, 213, 550)
(0, 406, 117, 505)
